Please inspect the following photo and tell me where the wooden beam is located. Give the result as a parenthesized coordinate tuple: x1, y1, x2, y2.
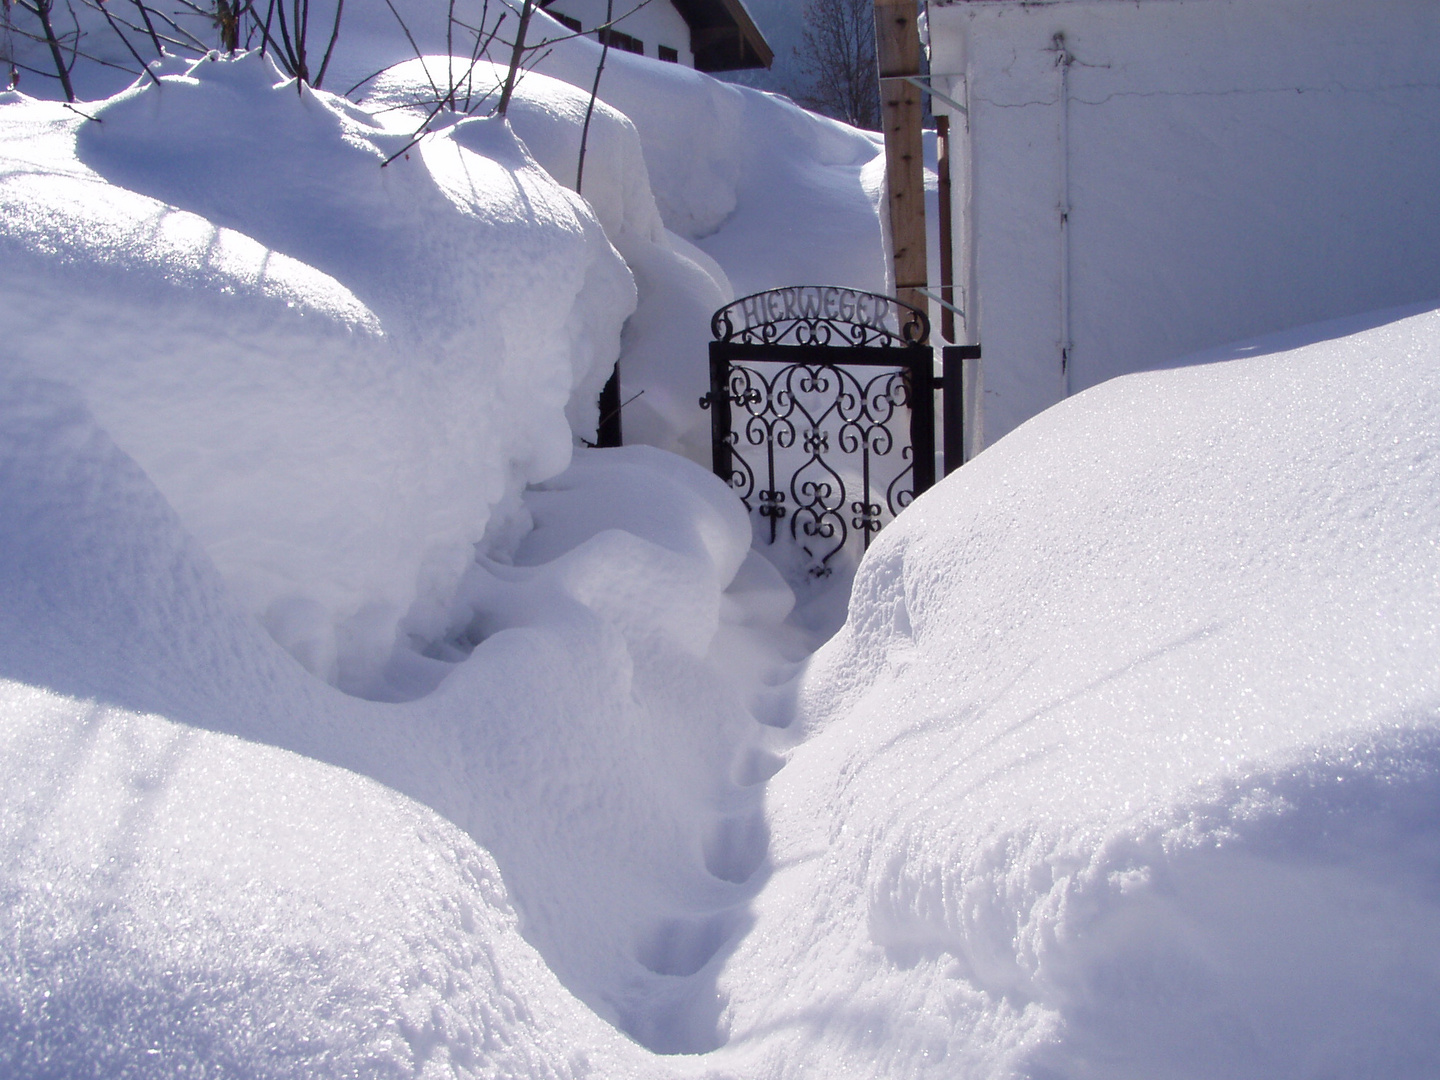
(691, 25, 738, 50)
(873, 0, 928, 320)
(671, 0, 774, 70)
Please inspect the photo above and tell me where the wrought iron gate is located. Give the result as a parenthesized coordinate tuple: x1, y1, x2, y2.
(703, 286, 976, 571)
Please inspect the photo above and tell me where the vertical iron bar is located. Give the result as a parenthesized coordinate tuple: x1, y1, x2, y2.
(767, 417, 779, 545)
(908, 347, 937, 497)
(707, 342, 733, 486)
(942, 344, 980, 474)
(942, 345, 962, 475)
(861, 434, 873, 549)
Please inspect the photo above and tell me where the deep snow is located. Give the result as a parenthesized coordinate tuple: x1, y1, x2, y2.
(712, 304, 1440, 1079)
(0, 368, 798, 1071)
(9, 286, 1438, 1078)
(2, 14, 1439, 1080)
(0, 36, 885, 691)
(0, 55, 634, 696)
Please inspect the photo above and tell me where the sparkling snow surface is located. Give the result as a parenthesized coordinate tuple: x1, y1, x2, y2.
(0, 55, 635, 695)
(713, 306, 1440, 1079)
(2, 24, 1439, 1080)
(0, 372, 791, 1075)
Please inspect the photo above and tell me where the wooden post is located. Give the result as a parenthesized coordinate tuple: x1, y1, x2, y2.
(874, 0, 928, 318)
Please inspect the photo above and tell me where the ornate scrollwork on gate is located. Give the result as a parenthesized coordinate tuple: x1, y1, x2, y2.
(711, 285, 930, 349)
(726, 362, 918, 566)
(706, 287, 940, 573)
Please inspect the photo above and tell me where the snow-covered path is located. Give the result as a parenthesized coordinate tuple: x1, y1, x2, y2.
(0, 42, 885, 1070)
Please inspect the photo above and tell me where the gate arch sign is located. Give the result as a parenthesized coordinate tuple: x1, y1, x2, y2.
(703, 285, 977, 571)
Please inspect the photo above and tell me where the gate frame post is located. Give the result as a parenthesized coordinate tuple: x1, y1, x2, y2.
(907, 348, 937, 496)
(942, 344, 982, 475)
(706, 341, 733, 486)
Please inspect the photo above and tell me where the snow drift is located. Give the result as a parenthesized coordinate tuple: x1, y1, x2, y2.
(709, 304, 1440, 1079)
(355, 29, 890, 458)
(0, 373, 667, 1079)
(0, 34, 890, 685)
(5, 12, 1438, 1079)
(0, 366, 801, 1074)
(0, 54, 634, 694)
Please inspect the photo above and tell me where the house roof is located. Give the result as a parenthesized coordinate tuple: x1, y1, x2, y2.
(671, 0, 774, 72)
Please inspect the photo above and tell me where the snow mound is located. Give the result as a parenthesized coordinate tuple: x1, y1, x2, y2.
(0, 374, 684, 1079)
(365, 59, 665, 248)
(0, 54, 634, 694)
(712, 305, 1440, 1079)
(359, 58, 735, 458)
(344, 18, 890, 454)
(0, 367, 805, 1071)
(0, 683, 669, 1080)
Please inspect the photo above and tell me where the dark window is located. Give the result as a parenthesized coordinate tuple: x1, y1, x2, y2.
(537, 2, 581, 32)
(597, 27, 644, 55)
(658, 45, 678, 63)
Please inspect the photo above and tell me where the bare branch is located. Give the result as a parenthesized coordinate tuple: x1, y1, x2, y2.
(575, 0, 612, 195)
(312, 0, 341, 86)
(128, 0, 166, 58)
(142, 4, 212, 54)
(494, 0, 533, 115)
(6, 18, 143, 74)
(259, 0, 276, 58)
(380, 94, 450, 166)
(31, 0, 77, 100)
(91, 0, 162, 86)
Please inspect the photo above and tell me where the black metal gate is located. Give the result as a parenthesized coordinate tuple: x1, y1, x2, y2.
(703, 285, 977, 571)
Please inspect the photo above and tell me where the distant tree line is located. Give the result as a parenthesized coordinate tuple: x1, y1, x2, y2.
(793, 0, 880, 130)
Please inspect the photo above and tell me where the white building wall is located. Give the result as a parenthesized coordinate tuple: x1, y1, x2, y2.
(541, 0, 695, 66)
(927, 0, 1440, 448)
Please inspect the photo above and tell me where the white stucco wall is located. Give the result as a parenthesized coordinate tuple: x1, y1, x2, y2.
(541, 0, 695, 66)
(927, 0, 1440, 447)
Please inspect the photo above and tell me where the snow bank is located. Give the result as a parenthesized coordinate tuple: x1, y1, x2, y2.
(0, 361, 800, 1072)
(7, 3, 890, 463)
(709, 305, 1440, 1078)
(357, 32, 889, 458)
(0, 54, 633, 693)
(0, 373, 681, 1079)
